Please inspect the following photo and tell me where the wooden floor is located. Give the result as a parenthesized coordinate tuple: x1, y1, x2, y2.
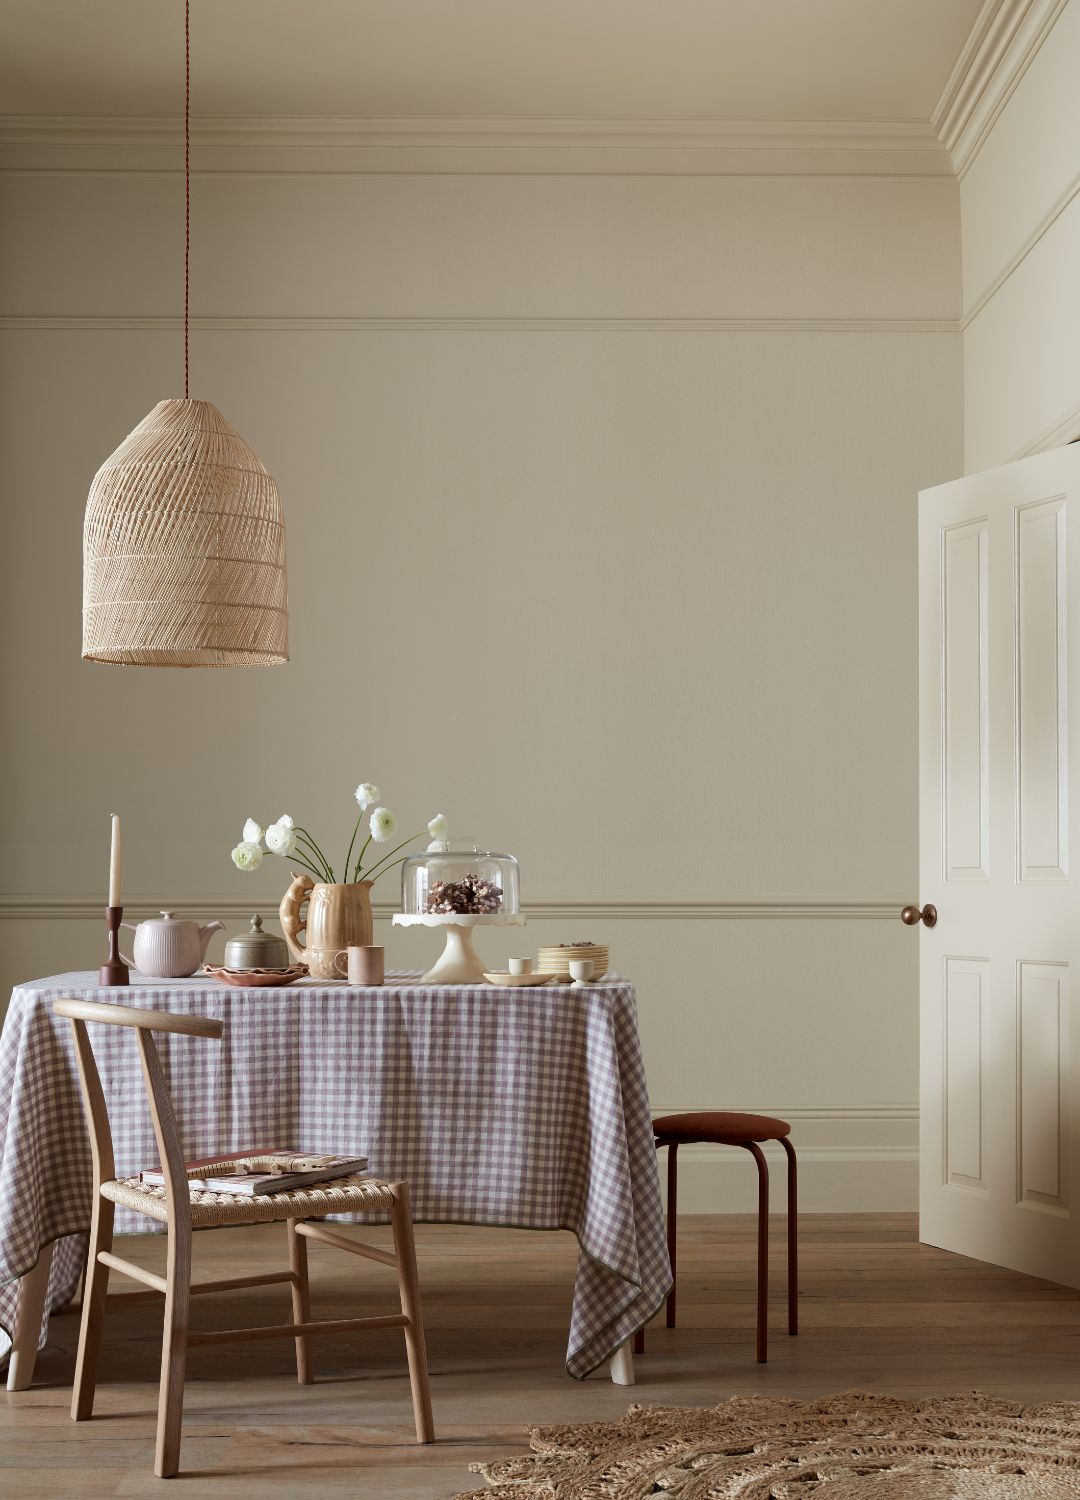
(5, 1212, 1080, 1496)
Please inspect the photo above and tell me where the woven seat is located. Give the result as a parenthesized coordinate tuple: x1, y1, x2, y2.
(652, 1110, 791, 1145)
(101, 1171, 396, 1227)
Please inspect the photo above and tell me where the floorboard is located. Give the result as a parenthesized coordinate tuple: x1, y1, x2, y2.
(5, 1213, 1080, 1497)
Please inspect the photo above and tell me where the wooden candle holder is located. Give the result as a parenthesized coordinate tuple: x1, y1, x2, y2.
(100, 905, 130, 987)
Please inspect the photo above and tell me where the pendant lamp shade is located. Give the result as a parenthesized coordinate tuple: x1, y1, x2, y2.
(82, 399, 288, 667)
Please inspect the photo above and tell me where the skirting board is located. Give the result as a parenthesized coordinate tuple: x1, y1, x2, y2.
(659, 1144, 917, 1214)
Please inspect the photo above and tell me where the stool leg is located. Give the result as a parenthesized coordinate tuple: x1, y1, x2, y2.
(743, 1142, 769, 1363)
(665, 1142, 678, 1327)
(781, 1136, 798, 1335)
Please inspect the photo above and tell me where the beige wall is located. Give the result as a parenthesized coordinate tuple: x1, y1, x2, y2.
(0, 139, 962, 1209)
(961, 0, 1080, 470)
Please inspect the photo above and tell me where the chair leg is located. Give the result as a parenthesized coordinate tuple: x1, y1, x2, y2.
(781, 1136, 798, 1335)
(154, 1218, 192, 1479)
(286, 1218, 314, 1384)
(72, 1195, 114, 1420)
(665, 1142, 678, 1327)
(389, 1182, 434, 1444)
(743, 1142, 769, 1363)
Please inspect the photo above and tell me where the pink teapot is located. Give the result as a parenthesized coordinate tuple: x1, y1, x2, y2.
(120, 911, 225, 978)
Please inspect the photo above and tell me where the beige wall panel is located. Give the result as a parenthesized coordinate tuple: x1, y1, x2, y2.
(963, 189, 1080, 470)
(0, 326, 959, 901)
(0, 173, 960, 321)
(960, 0, 1080, 466)
(960, 0, 1080, 312)
(0, 162, 960, 1209)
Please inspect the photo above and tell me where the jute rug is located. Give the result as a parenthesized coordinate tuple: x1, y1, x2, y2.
(455, 1391, 1080, 1497)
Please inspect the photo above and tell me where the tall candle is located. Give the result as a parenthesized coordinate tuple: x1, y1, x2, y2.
(108, 814, 121, 907)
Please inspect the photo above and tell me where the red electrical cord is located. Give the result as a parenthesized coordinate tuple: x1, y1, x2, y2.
(184, 0, 190, 399)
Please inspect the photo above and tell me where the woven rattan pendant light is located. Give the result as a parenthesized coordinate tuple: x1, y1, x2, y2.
(82, 0, 288, 667)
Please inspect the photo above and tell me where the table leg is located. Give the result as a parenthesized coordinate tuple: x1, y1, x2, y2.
(7, 1242, 54, 1391)
(609, 1342, 635, 1385)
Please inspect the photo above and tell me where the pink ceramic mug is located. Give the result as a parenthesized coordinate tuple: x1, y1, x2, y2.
(339, 944, 385, 985)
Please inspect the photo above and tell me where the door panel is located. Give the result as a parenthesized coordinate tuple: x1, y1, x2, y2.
(942, 521, 989, 881)
(943, 956, 987, 1191)
(919, 446, 1080, 1285)
(1015, 497, 1068, 881)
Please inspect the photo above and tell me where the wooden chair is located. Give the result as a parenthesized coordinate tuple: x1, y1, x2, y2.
(54, 997, 434, 1478)
(633, 1111, 797, 1364)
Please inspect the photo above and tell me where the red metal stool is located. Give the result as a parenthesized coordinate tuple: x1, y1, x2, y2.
(634, 1111, 797, 1363)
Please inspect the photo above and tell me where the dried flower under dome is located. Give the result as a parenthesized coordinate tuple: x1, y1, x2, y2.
(426, 875, 504, 916)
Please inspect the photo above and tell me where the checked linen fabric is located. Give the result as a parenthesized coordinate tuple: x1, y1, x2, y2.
(0, 973, 670, 1379)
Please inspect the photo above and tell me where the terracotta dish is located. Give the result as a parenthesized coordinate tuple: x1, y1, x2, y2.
(202, 963, 308, 988)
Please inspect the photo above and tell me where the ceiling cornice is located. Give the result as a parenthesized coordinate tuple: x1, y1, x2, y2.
(932, 0, 1068, 176)
(0, 114, 952, 177)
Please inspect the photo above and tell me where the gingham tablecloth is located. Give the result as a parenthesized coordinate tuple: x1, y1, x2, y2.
(0, 972, 669, 1379)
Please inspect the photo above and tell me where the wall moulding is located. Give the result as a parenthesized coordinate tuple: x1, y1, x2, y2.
(932, 0, 1069, 177)
(2, 897, 904, 922)
(0, 315, 961, 335)
(0, 113, 953, 178)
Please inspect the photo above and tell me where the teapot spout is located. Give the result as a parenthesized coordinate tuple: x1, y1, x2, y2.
(198, 920, 226, 960)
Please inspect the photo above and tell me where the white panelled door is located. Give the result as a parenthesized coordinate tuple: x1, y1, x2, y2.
(918, 444, 1080, 1284)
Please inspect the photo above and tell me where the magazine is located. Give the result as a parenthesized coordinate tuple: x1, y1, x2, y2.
(140, 1149, 369, 1197)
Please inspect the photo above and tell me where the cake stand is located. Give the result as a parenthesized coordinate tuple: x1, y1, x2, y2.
(392, 912, 526, 985)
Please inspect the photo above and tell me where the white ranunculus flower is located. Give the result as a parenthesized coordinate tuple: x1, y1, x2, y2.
(231, 840, 263, 872)
(355, 783, 380, 810)
(265, 820, 297, 856)
(242, 818, 263, 844)
(369, 806, 397, 843)
(427, 813, 448, 842)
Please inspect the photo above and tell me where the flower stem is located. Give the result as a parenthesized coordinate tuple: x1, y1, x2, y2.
(285, 851, 326, 883)
(342, 812, 363, 888)
(297, 828, 334, 883)
(357, 830, 423, 884)
(351, 832, 372, 884)
(359, 853, 411, 888)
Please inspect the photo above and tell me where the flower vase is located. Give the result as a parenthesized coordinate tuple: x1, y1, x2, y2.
(279, 874, 373, 979)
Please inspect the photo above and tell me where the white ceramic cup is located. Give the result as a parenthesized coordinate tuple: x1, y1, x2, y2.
(568, 958, 594, 986)
(508, 957, 535, 976)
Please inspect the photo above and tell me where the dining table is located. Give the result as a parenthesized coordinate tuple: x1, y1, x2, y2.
(0, 970, 670, 1391)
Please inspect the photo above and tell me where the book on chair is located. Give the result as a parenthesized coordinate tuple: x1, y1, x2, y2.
(139, 1149, 370, 1196)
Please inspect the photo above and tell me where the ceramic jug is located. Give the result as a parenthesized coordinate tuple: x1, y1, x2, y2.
(120, 911, 225, 978)
(279, 874, 373, 979)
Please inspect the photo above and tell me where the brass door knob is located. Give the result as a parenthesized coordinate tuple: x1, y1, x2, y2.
(900, 903, 937, 928)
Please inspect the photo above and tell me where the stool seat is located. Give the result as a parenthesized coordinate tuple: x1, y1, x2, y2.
(652, 1110, 791, 1145)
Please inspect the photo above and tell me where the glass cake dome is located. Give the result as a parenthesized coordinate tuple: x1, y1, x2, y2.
(401, 840, 520, 917)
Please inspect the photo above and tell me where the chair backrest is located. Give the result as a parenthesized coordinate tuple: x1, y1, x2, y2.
(54, 997, 224, 1222)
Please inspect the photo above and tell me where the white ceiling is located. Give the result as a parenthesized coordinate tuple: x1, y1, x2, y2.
(0, 0, 984, 122)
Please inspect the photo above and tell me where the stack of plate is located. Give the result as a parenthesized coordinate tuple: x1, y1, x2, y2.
(536, 943, 609, 981)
